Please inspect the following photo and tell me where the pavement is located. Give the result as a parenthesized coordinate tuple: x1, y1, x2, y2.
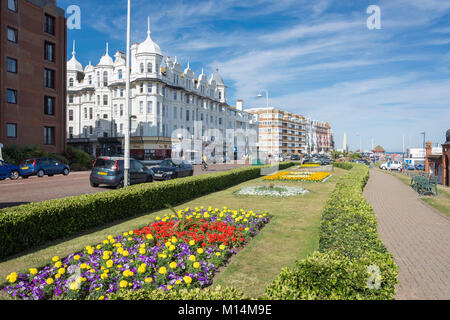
(0, 163, 248, 209)
(363, 169, 450, 300)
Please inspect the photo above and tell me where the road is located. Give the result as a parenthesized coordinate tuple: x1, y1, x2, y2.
(0, 163, 248, 209)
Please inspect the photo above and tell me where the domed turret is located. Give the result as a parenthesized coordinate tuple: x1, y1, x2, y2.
(137, 17, 162, 56)
(98, 43, 114, 66)
(67, 40, 83, 72)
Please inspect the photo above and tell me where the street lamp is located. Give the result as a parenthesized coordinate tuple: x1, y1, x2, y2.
(356, 133, 362, 153)
(124, 0, 131, 187)
(257, 90, 269, 108)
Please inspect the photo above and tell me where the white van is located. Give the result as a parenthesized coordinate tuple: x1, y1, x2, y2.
(380, 160, 402, 171)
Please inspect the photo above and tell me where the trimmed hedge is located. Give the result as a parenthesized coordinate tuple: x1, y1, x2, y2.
(264, 163, 398, 300)
(0, 162, 294, 260)
(333, 162, 353, 170)
(109, 286, 251, 300)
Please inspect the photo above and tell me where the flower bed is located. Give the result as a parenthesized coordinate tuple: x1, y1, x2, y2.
(300, 164, 321, 168)
(263, 171, 331, 182)
(2, 207, 270, 300)
(234, 185, 309, 197)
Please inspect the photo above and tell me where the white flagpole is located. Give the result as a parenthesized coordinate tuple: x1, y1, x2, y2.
(124, 0, 131, 187)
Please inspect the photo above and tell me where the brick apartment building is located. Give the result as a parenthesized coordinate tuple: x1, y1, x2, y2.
(0, 0, 67, 154)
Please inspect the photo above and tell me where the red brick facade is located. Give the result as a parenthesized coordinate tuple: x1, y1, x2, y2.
(0, 0, 67, 154)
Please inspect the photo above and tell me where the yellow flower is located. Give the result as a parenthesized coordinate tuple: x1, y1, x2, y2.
(70, 282, 79, 290)
(58, 268, 66, 275)
(216, 252, 221, 257)
(144, 278, 153, 283)
(169, 262, 177, 269)
(46, 278, 54, 285)
(54, 274, 61, 279)
(139, 248, 146, 255)
(197, 248, 204, 254)
(169, 245, 176, 251)
(183, 276, 192, 285)
(119, 280, 128, 288)
(123, 232, 128, 237)
(73, 255, 80, 261)
(189, 255, 196, 262)
(158, 267, 167, 275)
(98, 296, 105, 300)
(219, 245, 226, 250)
(6, 272, 18, 283)
(167, 285, 173, 290)
(101, 273, 108, 280)
(52, 256, 59, 262)
(193, 262, 200, 269)
(29, 268, 38, 275)
(138, 265, 146, 274)
(189, 240, 195, 246)
(146, 234, 153, 240)
(175, 280, 181, 285)
(106, 260, 114, 268)
(129, 230, 134, 235)
(122, 250, 129, 257)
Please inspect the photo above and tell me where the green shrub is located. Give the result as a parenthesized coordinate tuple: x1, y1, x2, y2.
(333, 162, 353, 170)
(109, 286, 251, 300)
(2, 145, 47, 165)
(0, 162, 294, 260)
(65, 146, 93, 171)
(264, 164, 398, 300)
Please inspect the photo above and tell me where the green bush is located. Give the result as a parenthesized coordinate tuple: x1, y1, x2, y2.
(0, 162, 294, 260)
(333, 162, 353, 170)
(264, 164, 398, 300)
(109, 286, 251, 300)
(2, 145, 47, 165)
(65, 146, 93, 171)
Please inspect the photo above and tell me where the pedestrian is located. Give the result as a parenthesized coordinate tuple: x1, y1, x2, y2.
(202, 154, 208, 171)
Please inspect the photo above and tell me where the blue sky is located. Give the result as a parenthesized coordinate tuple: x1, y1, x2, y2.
(60, 0, 450, 152)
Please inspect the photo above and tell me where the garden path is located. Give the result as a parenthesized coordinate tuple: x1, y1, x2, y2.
(363, 169, 450, 300)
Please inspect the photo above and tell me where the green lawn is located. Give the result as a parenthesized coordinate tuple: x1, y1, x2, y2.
(376, 168, 450, 218)
(0, 168, 347, 299)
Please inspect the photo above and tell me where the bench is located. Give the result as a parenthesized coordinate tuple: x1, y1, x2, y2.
(410, 174, 438, 197)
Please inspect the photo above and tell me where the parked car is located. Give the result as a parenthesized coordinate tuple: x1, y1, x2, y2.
(303, 158, 322, 165)
(152, 159, 194, 181)
(379, 160, 402, 171)
(90, 157, 153, 188)
(352, 159, 370, 166)
(415, 164, 425, 171)
(290, 154, 301, 161)
(20, 158, 70, 178)
(0, 160, 22, 180)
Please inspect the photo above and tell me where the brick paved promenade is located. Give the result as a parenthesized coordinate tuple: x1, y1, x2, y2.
(363, 169, 450, 300)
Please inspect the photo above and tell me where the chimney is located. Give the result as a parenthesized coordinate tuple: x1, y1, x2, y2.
(236, 100, 243, 111)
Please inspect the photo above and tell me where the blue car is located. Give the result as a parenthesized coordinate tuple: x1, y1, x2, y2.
(0, 160, 22, 180)
(20, 158, 70, 178)
(415, 164, 425, 171)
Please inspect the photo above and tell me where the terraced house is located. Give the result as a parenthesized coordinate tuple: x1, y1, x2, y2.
(0, 0, 66, 154)
(66, 20, 259, 161)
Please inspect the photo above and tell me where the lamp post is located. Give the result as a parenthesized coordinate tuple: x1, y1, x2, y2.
(257, 90, 269, 108)
(356, 133, 362, 153)
(124, 0, 131, 187)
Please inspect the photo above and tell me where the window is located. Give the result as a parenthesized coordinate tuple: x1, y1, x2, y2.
(103, 114, 108, 119)
(44, 15, 55, 35)
(89, 108, 93, 119)
(173, 91, 177, 100)
(147, 83, 152, 93)
(84, 108, 87, 119)
(147, 63, 152, 73)
(8, 0, 17, 12)
(69, 78, 74, 87)
(174, 106, 177, 119)
(44, 42, 55, 62)
(147, 101, 153, 113)
(103, 95, 108, 106)
(140, 63, 144, 73)
(44, 69, 55, 88)
(114, 104, 118, 116)
(7, 124, 17, 138)
(7, 89, 17, 104)
(120, 88, 124, 97)
(7, 57, 17, 73)
(186, 110, 190, 121)
(88, 75, 92, 85)
(140, 83, 144, 93)
(103, 71, 108, 86)
(120, 105, 124, 116)
(89, 126, 93, 134)
(45, 96, 55, 115)
(44, 127, 55, 145)
(118, 69, 123, 79)
(157, 102, 161, 115)
(68, 109, 74, 121)
(7, 27, 18, 43)
(139, 101, 144, 114)
(68, 127, 73, 137)
(97, 95, 100, 105)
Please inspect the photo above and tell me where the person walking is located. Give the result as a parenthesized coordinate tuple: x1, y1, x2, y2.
(202, 154, 208, 171)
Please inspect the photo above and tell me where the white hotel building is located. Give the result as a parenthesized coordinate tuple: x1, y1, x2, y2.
(66, 22, 258, 162)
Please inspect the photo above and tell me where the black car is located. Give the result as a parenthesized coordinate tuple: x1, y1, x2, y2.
(290, 154, 301, 161)
(90, 157, 153, 188)
(151, 159, 194, 181)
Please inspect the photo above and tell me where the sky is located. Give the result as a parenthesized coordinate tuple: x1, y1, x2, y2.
(60, 0, 450, 152)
